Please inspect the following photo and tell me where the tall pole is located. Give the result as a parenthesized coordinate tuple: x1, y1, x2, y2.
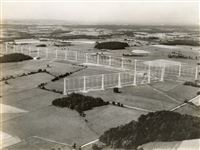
(75, 51, 78, 61)
(109, 56, 112, 66)
(37, 48, 40, 57)
(101, 74, 105, 90)
(121, 58, 124, 69)
(83, 76, 87, 92)
(63, 78, 67, 95)
(5, 42, 8, 54)
(55, 50, 58, 59)
(97, 54, 100, 65)
(133, 59, 137, 86)
(28, 46, 31, 56)
(160, 64, 165, 82)
(65, 51, 68, 60)
(195, 66, 198, 80)
(118, 72, 122, 88)
(178, 63, 182, 77)
(85, 53, 88, 63)
(148, 62, 151, 84)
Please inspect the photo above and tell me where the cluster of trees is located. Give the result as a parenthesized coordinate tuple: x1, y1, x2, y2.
(184, 80, 200, 88)
(51, 72, 72, 81)
(39, 67, 86, 94)
(54, 42, 72, 47)
(54, 35, 99, 40)
(0, 69, 49, 82)
(95, 41, 129, 50)
(160, 39, 200, 46)
(111, 101, 123, 107)
(52, 93, 109, 115)
(51, 67, 85, 82)
(168, 51, 196, 59)
(38, 82, 63, 94)
(51, 34, 112, 40)
(100, 111, 200, 149)
(36, 44, 47, 47)
(50, 29, 71, 37)
(0, 53, 32, 63)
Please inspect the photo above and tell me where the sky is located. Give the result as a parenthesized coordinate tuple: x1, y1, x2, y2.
(2, 0, 199, 25)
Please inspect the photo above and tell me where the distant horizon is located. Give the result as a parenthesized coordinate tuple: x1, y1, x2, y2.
(2, 19, 199, 27)
(2, 1, 199, 26)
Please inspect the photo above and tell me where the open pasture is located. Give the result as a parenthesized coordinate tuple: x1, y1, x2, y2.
(85, 105, 147, 135)
(2, 106, 98, 147)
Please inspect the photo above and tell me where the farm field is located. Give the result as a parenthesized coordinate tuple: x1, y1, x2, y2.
(85, 84, 180, 111)
(6, 136, 72, 150)
(1, 73, 54, 96)
(174, 104, 200, 117)
(2, 106, 98, 147)
(1, 59, 83, 78)
(45, 65, 119, 92)
(1, 24, 199, 150)
(85, 105, 147, 135)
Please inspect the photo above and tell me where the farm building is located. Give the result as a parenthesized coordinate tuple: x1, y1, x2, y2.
(131, 50, 150, 56)
(14, 39, 40, 45)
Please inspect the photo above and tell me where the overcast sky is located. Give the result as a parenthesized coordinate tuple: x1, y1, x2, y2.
(2, 0, 199, 25)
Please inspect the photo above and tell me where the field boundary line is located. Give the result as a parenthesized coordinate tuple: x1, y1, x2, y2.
(32, 136, 71, 147)
(148, 85, 180, 103)
(170, 95, 200, 111)
(81, 139, 99, 148)
(122, 104, 152, 112)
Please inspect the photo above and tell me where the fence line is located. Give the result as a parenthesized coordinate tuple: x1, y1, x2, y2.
(1, 43, 199, 94)
(63, 64, 198, 95)
(3, 44, 139, 70)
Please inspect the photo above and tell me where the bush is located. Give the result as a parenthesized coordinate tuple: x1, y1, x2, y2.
(95, 41, 129, 50)
(52, 93, 109, 114)
(112, 101, 116, 105)
(117, 102, 121, 106)
(160, 39, 200, 46)
(184, 81, 200, 88)
(0, 53, 32, 63)
(36, 44, 47, 47)
(51, 72, 70, 81)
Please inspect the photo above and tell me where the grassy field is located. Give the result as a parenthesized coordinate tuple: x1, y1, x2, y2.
(150, 81, 182, 92)
(45, 60, 83, 76)
(1, 60, 50, 78)
(45, 65, 118, 92)
(6, 136, 72, 150)
(174, 104, 200, 117)
(1, 59, 82, 78)
(2, 106, 98, 146)
(2, 73, 54, 96)
(166, 84, 199, 102)
(85, 84, 180, 111)
(85, 105, 147, 135)
(1, 38, 199, 149)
